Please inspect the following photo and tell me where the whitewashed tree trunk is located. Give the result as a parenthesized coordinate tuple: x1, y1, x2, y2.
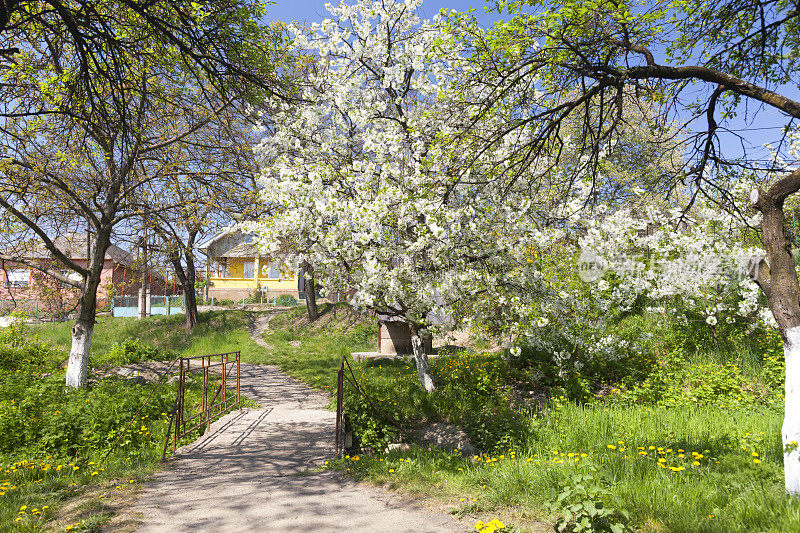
(752, 179, 800, 494)
(65, 319, 93, 388)
(138, 286, 146, 320)
(64, 230, 107, 389)
(409, 323, 436, 392)
(784, 327, 800, 494)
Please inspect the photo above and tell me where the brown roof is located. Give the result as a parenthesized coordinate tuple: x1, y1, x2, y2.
(218, 242, 259, 258)
(24, 233, 136, 267)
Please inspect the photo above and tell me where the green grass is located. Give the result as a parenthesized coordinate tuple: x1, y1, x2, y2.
(31, 310, 271, 366)
(10, 305, 799, 532)
(249, 303, 375, 391)
(2, 311, 273, 531)
(331, 399, 789, 532)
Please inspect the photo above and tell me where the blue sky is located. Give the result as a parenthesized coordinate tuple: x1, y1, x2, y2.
(263, 0, 503, 26)
(262, 0, 797, 169)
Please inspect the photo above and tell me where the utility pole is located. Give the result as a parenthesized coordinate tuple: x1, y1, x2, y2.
(137, 222, 151, 319)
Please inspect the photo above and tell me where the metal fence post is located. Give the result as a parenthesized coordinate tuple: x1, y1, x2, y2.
(203, 357, 210, 433)
(335, 356, 345, 457)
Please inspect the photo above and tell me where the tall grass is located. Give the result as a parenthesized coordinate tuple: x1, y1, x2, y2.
(30, 311, 271, 365)
(2, 311, 269, 530)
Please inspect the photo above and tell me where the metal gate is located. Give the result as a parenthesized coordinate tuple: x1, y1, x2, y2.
(164, 351, 241, 456)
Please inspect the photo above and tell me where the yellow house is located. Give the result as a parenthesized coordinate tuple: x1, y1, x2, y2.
(198, 230, 299, 301)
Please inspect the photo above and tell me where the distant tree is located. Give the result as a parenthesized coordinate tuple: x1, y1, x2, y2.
(0, 0, 286, 388)
(143, 98, 265, 330)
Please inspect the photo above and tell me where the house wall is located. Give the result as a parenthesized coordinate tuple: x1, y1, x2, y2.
(0, 258, 180, 314)
(208, 256, 297, 292)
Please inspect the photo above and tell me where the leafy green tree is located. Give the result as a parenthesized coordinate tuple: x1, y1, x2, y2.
(141, 96, 265, 330)
(453, 0, 800, 493)
(0, 1, 286, 388)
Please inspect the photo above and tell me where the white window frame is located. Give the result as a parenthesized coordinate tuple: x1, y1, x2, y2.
(6, 268, 29, 288)
(242, 260, 255, 279)
(267, 262, 282, 280)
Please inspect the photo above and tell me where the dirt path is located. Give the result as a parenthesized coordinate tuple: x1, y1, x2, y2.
(129, 339, 465, 531)
(247, 311, 278, 349)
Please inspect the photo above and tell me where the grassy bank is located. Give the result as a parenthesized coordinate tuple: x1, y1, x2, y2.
(250, 303, 375, 391)
(238, 306, 797, 532)
(31, 310, 271, 365)
(2, 311, 269, 531)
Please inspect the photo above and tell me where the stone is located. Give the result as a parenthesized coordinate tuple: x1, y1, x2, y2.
(411, 422, 479, 457)
(125, 375, 147, 385)
(385, 443, 412, 453)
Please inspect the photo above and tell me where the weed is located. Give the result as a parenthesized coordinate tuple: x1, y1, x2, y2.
(551, 464, 631, 533)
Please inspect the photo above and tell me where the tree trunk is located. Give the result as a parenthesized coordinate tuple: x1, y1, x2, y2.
(303, 261, 319, 322)
(65, 231, 108, 388)
(183, 248, 199, 330)
(784, 328, 800, 494)
(65, 316, 94, 388)
(409, 322, 436, 392)
(168, 251, 198, 330)
(752, 177, 800, 494)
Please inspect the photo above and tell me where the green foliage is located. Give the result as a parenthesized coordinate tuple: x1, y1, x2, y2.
(431, 354, 527, 451)
(0, 371, 175, 459)
(608, 331, 784, 410)
(0, 310, 28, 347)
(275, 294, 298, 307)
(552, 465, 631, 533)
(670, 299, 775, 356)
(0, 337, 179, 460)
(338, 353, 528, 453)
(103, 338, 177, 366)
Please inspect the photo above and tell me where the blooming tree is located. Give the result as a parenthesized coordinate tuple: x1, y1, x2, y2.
(251, 0, 555, 391)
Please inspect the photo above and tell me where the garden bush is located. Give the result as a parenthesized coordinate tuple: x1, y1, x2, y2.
(342, 353, 528, 452)
(102, 338, 177, 366)
(275, 294, 298, 307)
(0, 336, 177, 460)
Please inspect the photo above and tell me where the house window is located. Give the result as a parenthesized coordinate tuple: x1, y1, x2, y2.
(6, 269, 29, 288)
(243, 260, 255, 279)
(215, 262, 229, 278)
(267, 262, 281, 280)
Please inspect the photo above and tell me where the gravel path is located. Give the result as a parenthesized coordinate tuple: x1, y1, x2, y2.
(132, 343, 464, 531)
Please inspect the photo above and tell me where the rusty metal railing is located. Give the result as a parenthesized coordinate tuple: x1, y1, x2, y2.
(334, 353, 406, 457)
(163, 351, 241, 458)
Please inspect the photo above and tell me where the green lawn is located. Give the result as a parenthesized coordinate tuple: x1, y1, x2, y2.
(31, 310, 271, 366)
(10, 306, 799, 532)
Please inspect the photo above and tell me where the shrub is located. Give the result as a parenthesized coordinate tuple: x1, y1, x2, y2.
(342, 353, 528, 453)
(0, 310, 29, 348)
(0, 337, 175, 459)
(608, 348, 782, 409)
(102, 338, 175, 366)
(275, 294, 298, 307)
